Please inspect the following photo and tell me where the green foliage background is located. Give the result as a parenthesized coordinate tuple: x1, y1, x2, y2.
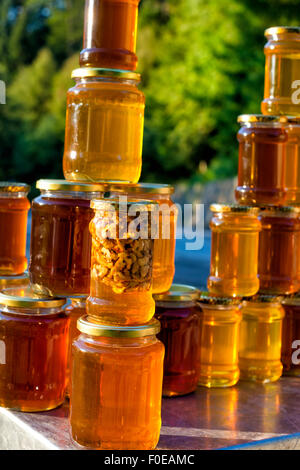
(0, 0, 299, 187)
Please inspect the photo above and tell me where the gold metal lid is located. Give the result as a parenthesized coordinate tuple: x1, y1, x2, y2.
(77, 316, 161, 338)
(0, 182, 30, 193)
(0, 273, 29, 290)
(259, 205, 300, 214)
(210, 204, 259, 214)
(238, 114, 300, 124)
(265, 26, 300, 37)
(71, 68, 141, 81)
(108, 183, 174, 196)
(243, 294, 283, 304)
(154, 284, 199, 302)
(198, 294, 240, 306)
(282, 293, 300, 306)
(91, 197, 158, 211)
(0, 287, 66, 309)
(36, 179, 107, 193)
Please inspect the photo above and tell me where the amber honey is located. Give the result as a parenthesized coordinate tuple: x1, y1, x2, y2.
(239, 296, 284, 383)
(258, 207, 300, 295)
(281, 297, 300, 376)
(63, 69, 144, 183)
(70, 317, 164, 450)
(262, 27, 300, 116)
(0, 183, 30, 276)
(109, 183, 177, 294)
(0, 288, 68, 412)
(198, 296, 241, 388)
(80, 0, 140, 71)
(87, 198, 157, 325)
(208, 205, 261, 297)
(0, 273, 29, 291)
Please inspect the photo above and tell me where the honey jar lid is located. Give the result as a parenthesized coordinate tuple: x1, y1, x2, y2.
(77, 316, 161, 338)
(0, 287, 66, 309)
(71, 68, 141, 82)
(0, 273, 29, 290)
(210, 204, 259, 214)
(198, 294, 240, 306)
(259, 206, 300, 215)
(107, 183, 175, 196)
(282, 294, 300, 306)
(238, 114, 300, 125)
(242, 294, 283, 304)
(90, 197, 158, 212)
(154, 284, 200, 302)
(0, 182, 30, 193)
(265, 26, 300, 37)
(36, 179, 108, 193)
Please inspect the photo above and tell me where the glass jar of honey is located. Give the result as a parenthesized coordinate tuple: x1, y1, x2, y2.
(281, 297, 300, 376)
(197, 295, 241, 388)
(65, 298, 87, 396)
(80, 0, 140, 71)
(0, 273, 29, 291)
(236, 115, 300, 206)
(154, 284, 201, 397)
(87, 198, 157, 325)
(208, 204, 261, 297)
(70, 316, 164, 450)
(63, 68, 145, 183)
(0, 287, 68, 412)
(262, 26, 300, 116)
(239, 295, 284, 383)
(29, 180, 106, 297)
(258, 207, 300, 295)
(109, 183, 178, 294)
(0, 183, 30, 276)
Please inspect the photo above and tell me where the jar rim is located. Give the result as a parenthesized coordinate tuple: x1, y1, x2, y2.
(90, 197, 158, 211)
(0, 273, 29, 290)
(71, 68, 141, 82)
(259, 205, 300, 215)
(265, 26, 300, 37)
(0, 287, 66, 309)
(36, 179, 107, 193)
(0, 182, 30, 193)
(238, 114, 300, 125)
(154, 284, 199, 302)
(242, 294, 283, 304)
(108, 182, 175, 196)
(198, 294, 240, 306)
(210, 204, 259, 214)
(77, 316, 161, 338)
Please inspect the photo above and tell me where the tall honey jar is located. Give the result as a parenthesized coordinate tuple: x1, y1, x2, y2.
(239, 295, 284, 383)
(197, 295, 241, 388)
(109, 183, 178, 294)
(80, 0, 141, 71)
(70, 317, 164, 450)
(208, 204, 261, 297)
(154, 285, 201, 397)
(0, 183, 30, 276)
(87, 198, 158, 325)
(258, 207, 300, 295)
(0, 287, 68, 412)
(63, 68, 145, 183)
(0, 273, 29, 292)
(236, 115, 300, 206)
(29, 180, 106, 297)
(262, 26, 300, 116)
(65, 298, 87, 396)
(281, 297, 300, 376)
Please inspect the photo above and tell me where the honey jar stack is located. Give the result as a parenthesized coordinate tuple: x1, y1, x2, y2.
(201, 26, 300, 388)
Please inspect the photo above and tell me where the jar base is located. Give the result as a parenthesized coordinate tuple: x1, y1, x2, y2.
(207, 276, 259, 298)
(197, 368, 240, 388)
(0, 398, 64, 413)
(239, 359, 282, 384)
(235, 187, 286, 206)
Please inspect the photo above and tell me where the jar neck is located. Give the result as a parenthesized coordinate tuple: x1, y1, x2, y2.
(75, 76, 139, 86)
(0, 191, 28, 198)
(0, 304, 65, 316)
(40, 189, 103, 200)
(82, 333, 157, 348)
(155, 301, 196, 309)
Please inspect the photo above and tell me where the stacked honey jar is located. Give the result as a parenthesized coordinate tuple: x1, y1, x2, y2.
(200, 26, 300, 388)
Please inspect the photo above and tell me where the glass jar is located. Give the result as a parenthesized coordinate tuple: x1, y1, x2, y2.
(29, 180, 106, 297)
(208, 205, 261, 297)
(80, 0, 140, 71)
(262, 26, 300, 116)
(0, 287, 68, 412)
(65, 298, 87, 396)
(63, 68, 145, 183)
(70, 317, 164, 450)
(236, 115, 300, 206)
(154, 284, 201, 397)
(281, 297, 300, 376)
(197, 295, 241, 388)
(87, 198, 157, 325)
(258, 207, 300, 294)
(0, 183, 30, 275)
(109, 183, 178, 294)
(239, 295, 284, 383)
(0, 273, 29, 291)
